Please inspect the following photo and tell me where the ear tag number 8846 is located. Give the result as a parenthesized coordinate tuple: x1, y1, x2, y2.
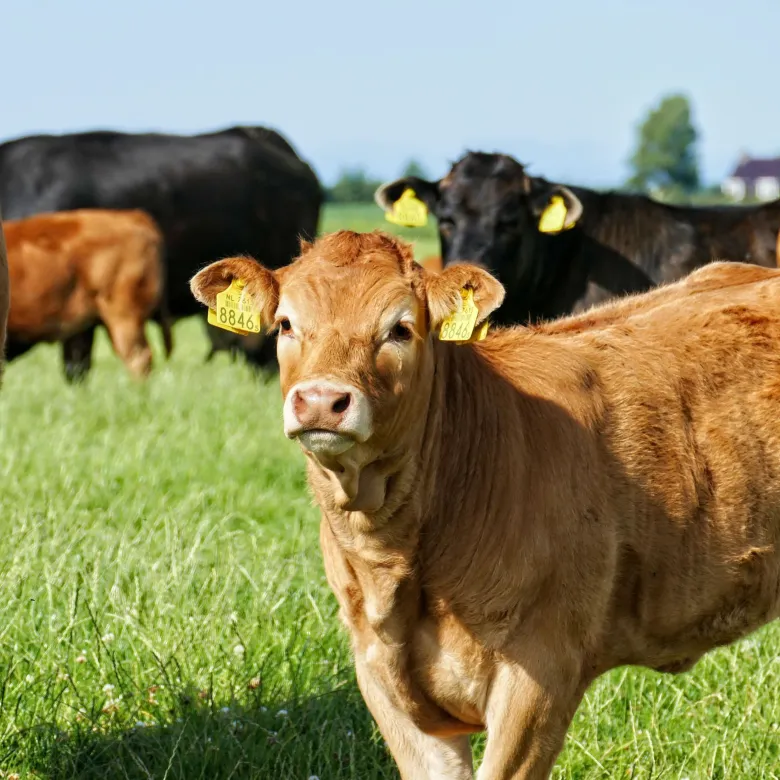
(208, 278, 261, 335)
(439, 288, 480, 342)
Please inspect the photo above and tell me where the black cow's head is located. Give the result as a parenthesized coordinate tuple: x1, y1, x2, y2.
(375, 152, 583, 278)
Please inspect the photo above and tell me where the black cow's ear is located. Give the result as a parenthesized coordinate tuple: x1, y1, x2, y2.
(374, 177, 441, 213)
(528, 181, 583, 234)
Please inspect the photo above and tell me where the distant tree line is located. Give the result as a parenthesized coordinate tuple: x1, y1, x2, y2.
(327, 97, 761, 206)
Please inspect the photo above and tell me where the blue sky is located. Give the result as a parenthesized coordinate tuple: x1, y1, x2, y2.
(3, 0, 777, 188)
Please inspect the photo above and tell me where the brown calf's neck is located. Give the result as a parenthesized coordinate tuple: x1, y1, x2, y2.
(306, 329, 554, 734)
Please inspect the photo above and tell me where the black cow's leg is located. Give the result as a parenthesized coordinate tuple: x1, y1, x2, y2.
(4, 338, 34, 363)
(62, 327, 96, 383)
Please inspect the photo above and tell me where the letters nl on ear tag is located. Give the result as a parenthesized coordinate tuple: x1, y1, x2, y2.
(207, 278, 262, 335)
(439, 288, 489, 343)
(538, 194, 573, 234)
(385, 188, 428, 228)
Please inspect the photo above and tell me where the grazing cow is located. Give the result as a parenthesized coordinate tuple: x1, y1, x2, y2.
(4, 209, 168, 378)
(376, 152, 780, 325)
(0, 216, 8, 381)
(0, 125, 322, 380)
(193, 230, 780, 779)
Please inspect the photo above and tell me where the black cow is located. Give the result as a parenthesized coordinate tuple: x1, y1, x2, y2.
(0, 125, 322, 380)
(376, 152, 780, 326)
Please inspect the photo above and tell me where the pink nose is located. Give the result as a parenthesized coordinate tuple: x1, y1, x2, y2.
(292, 386, 352, 430)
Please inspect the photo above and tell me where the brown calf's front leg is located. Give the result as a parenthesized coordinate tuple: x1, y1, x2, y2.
(476, 653, 587, 780)
(354, 655, 475, 780)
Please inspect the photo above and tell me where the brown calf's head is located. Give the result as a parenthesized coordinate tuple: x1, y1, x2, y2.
(191, 231, 504, 511)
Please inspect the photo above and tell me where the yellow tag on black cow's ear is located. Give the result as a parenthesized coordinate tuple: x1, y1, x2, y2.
(439, 288, 479, 342)
(207, 278, 262, 335)
(538, 194, 575, 234)
(385, 188, 428, 228)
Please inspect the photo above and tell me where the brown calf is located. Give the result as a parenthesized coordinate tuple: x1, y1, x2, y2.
(4, 209, 170, 378)
(192, 231, 780, 779)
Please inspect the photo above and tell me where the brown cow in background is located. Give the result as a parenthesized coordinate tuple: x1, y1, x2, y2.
(4, 209, 170, 379)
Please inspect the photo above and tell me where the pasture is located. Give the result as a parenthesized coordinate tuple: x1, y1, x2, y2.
(0, 205, 779, 779)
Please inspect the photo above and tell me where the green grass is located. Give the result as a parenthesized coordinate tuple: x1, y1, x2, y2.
(319, 203, 440, 261)
(0, 204, 778, 778)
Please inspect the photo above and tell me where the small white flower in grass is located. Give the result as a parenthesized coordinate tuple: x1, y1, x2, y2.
(135, 721, 146, 728)
(25, 674, 35, 684)
(101, 632, 115, 644)
(233, 644, 245, 657)
(221, 706, 231, 714)
(261, 706, 268, 713)
(75, 655, 87, 664)
(276, 709, 288, 717)
(102, 683, 115, 695)
(228, 612, 238, 625)
(347, 729, 353, 737)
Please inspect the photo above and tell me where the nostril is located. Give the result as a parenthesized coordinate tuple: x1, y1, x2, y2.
(331, 393, 351, 415)
(293, 390, 308, 417)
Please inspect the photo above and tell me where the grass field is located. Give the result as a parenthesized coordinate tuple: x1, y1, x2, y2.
(0, 203, 779, 779)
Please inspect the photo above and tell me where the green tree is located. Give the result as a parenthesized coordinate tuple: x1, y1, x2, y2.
(627, 94, 700, 193)
(327, 167, 383, 203)
(400, 158, 428, 179)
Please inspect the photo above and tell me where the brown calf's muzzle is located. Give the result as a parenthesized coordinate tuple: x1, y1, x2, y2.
(282, 376, 374, 457)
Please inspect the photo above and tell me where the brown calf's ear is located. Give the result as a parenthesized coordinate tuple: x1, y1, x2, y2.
(529, 182, 583, 234)
(190, 256, 279, 328)
(424, 263, 505, 332)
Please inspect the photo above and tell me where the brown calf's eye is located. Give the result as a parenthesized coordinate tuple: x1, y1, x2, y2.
(278, 318, 292, 335)
(389, 322, 413, 342)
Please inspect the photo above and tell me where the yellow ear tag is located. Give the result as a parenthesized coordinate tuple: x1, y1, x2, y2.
(439, 288, 480, 342)
(385, 188, 428, 228)
(469, 319, 490, 343)
(207, 278, 262, 335)
(538, 194, 573, 234)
